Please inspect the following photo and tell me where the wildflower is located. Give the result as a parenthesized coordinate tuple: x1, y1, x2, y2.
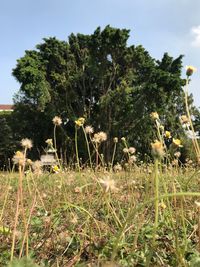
(186, 65, 197, 77)
(173, 138, 183, 147)
(26, 159, 33, 166)
(129, 155, 137, 164)
(174, 151, 181, 158)
(85, 125, 94, 134)
(172, 159, 178, 166)
(45, 139, 53, 146)
(52, 116, 62, 126)
(128, 147, 136, 154)
(151, 140, 164, 158)
(113, 163, 122, 172)
(165, 131, 171, 139)
(150, 112, 159, 120)
(52, 165, 60, 173)
(121, 137, 126, 142)
(74, 187, 81, 193)
(99, 177, 118, 193)
(93, 131, 107, 143)
(75, 117, 85, 127)
(98, 131, 107, 142)
(180, 115, 189, 125)
(113, 137, 118, 143)
(159, 202, 167, 209)
(123, 148, 129, 153)
(21, 138, 33, 149)
(12, 151, 24, 166)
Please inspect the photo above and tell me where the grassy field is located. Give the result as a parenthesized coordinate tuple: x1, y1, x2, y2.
(1, 164, 200, 267)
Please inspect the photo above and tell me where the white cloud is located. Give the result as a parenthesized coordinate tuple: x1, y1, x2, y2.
(191, 25, 200, 47)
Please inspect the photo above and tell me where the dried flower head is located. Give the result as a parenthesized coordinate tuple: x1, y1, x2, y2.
(123, 148, 129, 153)
(45, 139, 53, 146)
(113, 163, 122, 172)
(26, 159, 33, 166)
(186, 65, 197, 77)
(128, 147, 136, 154)
(85, 125, 94, 134)
(93, 131, 107, 143)
(21, 138, 33, 149)
(151, 140, 165, 158)
(113, 137, 118, 143)
(99, 177, 118, 193)
(52, 116, 62, 126)
(75, 117, 85, 127)
(174, 151, 181, 158)
(129, 155, 137, 164)
(32, 160, 42, 175)
(12, 151, 24, 166)
(150, 112, 159, 120)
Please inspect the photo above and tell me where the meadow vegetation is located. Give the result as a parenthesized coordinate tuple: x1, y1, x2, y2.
(1, 27, 200, 266)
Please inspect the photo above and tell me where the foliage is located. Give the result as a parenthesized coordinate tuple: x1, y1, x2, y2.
(10, 25, 197, 164)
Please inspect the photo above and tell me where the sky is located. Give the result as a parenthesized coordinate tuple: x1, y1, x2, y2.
(1, 0, 200, 106)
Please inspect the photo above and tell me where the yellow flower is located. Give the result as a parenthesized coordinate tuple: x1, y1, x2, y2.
(75, 117, 85, 127)
(173, 138, 183, 147)
(180, 115, 189, 124)
(151, 140, 164, 158)
(52, 165, 60, 173)
(165, 131, 171, 139)
(186, 65, 197, 77)
(150, 112, 159, 120)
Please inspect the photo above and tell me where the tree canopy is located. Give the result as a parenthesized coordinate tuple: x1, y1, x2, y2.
(9, 25, 196, 165)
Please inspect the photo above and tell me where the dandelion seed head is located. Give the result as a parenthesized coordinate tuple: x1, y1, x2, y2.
(85, 125, 94, 134)
(21, 138, 33, 149)
(12, 151, 24, 165)
(53, 116, 62, 126)
(128, 147, 136, 154)
(99, 177, 118, 193)
(93, 131, 107, 143)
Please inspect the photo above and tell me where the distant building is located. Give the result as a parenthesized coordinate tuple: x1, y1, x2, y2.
(0, 105, 14, 112)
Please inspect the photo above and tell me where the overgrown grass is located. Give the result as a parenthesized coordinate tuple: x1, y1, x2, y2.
(1, 165, 200, 266)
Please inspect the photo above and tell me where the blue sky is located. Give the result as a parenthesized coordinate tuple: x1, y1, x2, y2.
(1, 0, 200, 106)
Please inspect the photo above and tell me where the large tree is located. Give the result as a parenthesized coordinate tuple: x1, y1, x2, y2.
(11, 25, 191, 163)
